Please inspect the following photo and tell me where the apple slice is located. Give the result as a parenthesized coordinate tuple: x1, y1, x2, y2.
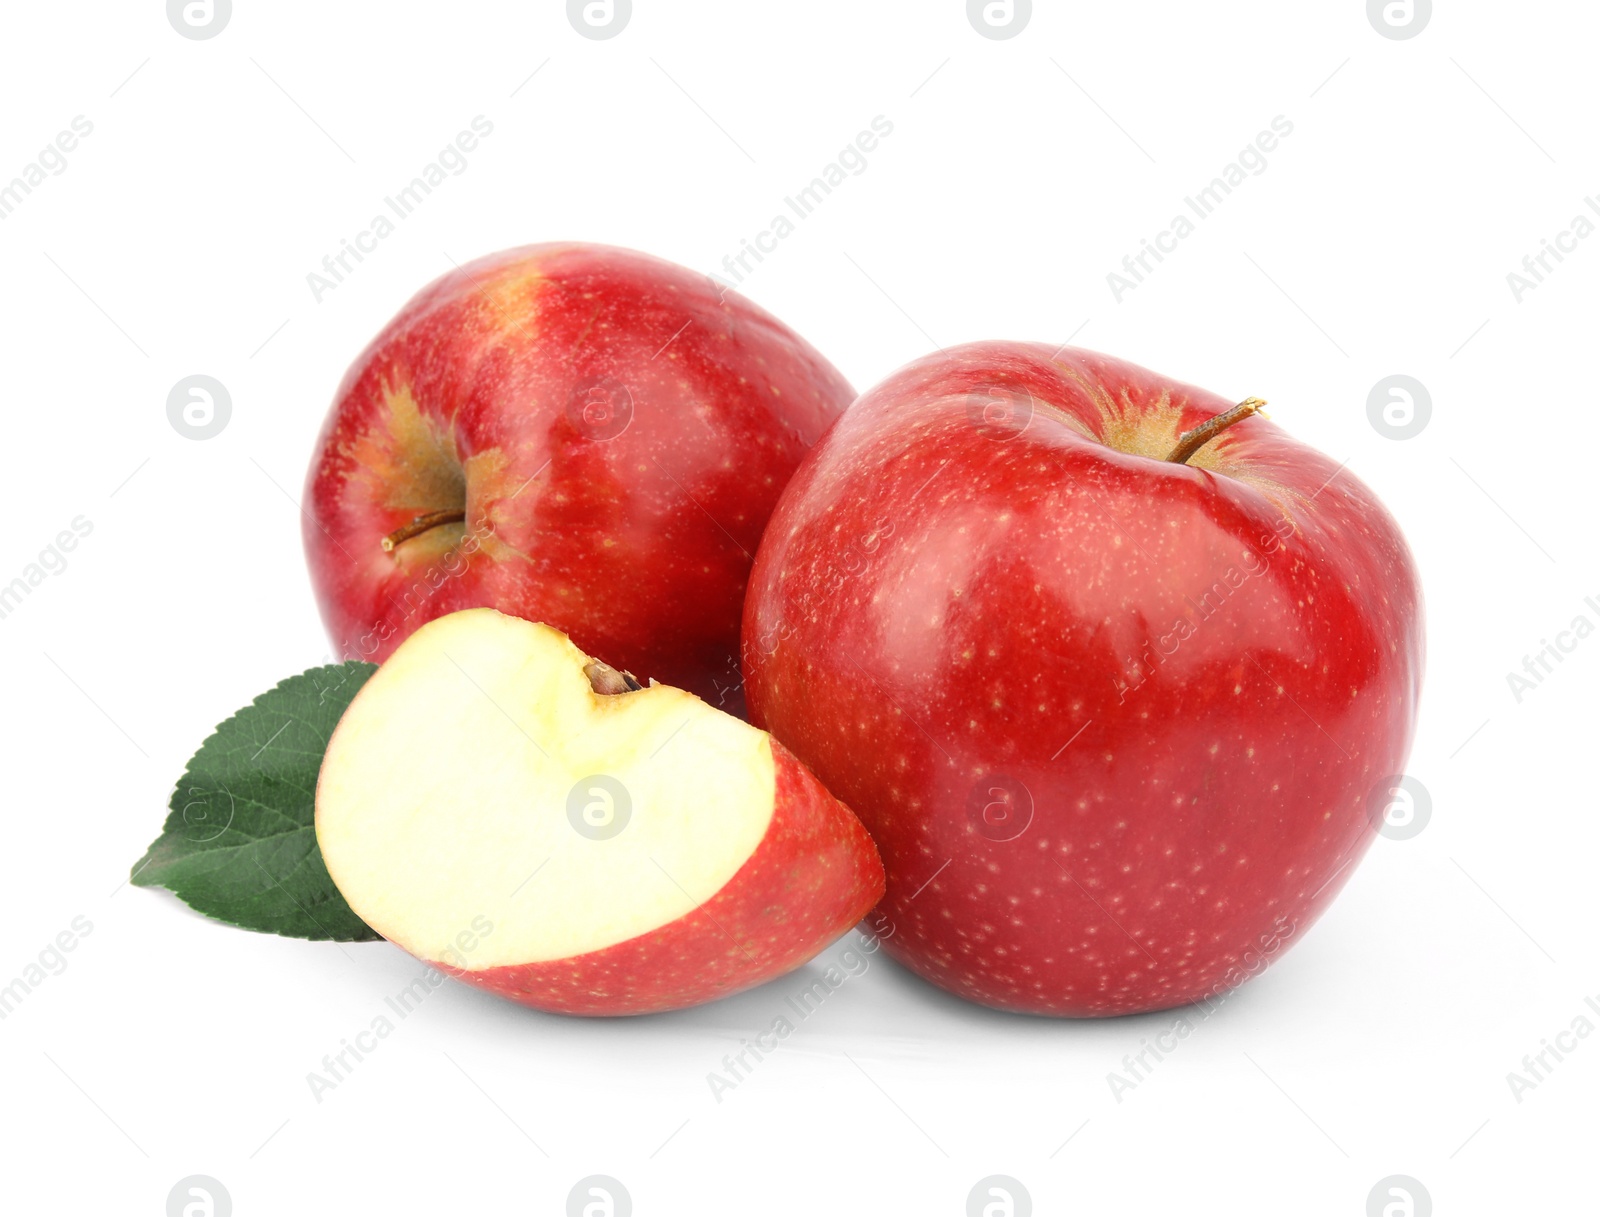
(316, 608, 883, 1015)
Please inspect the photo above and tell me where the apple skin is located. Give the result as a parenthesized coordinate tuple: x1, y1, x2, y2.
(428, 739, 885, 1016)
(303, 242, 852, 713)
(742, 342, 1423, 1017)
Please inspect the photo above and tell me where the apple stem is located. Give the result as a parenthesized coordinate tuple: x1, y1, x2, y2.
(380, 509, 467, 552)
(584, 660, 645, 695)
(1165, 398, 1267, 466)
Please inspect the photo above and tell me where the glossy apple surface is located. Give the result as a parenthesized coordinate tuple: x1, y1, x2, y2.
(743, 343, 1423, 1016)
(303, 243, 853, 713)
(316, 609, 884, 1016)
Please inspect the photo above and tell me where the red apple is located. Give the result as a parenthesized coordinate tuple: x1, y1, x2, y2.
(302, 242, 853, 714)
(316, 608, 884, 1016)
(742, 343, 1423, 1016)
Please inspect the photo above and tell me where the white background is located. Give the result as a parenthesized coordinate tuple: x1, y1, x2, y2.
(1, 1, 1594, 1213)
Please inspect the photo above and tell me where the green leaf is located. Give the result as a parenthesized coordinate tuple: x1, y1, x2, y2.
(132, 661, 382, 941)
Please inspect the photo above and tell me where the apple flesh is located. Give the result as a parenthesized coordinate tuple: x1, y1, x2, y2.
(743, 343, 1423, 1016)
(303, 242, 854, 715)
(316, 608, 884, 1016)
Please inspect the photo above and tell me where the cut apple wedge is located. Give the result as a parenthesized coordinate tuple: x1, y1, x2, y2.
(315, 608, 884, 1015)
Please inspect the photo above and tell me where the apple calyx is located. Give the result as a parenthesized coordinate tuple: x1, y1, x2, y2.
(1165, 398, 1267, 466)
(380, 508, 468, 553)
(583, 659, 645, 694)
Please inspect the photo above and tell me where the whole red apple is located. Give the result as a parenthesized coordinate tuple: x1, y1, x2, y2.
(303, 242, 852, 712)
(743, 343, 1423, 1016)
